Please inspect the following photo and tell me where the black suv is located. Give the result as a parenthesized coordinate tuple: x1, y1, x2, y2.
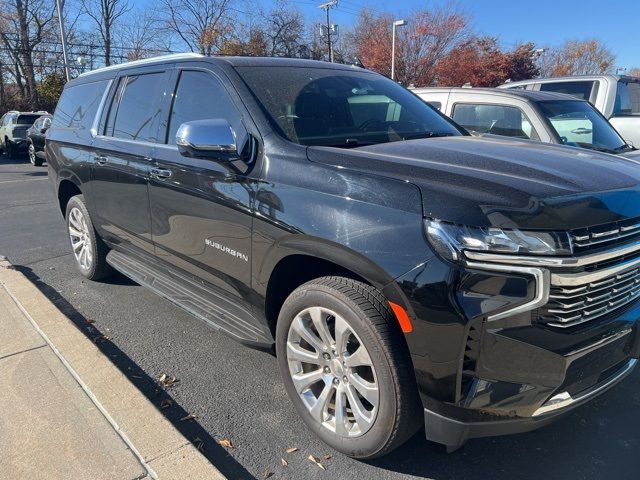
(47, 54, 640, 459)
(27, 114, 52, 166)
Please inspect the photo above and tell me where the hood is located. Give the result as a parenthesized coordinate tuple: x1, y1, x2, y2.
(307, 136, 640, 230)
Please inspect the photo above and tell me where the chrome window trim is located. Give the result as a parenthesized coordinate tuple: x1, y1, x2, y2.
(464, 261, 550, 321)
(532, 358, 637, 417)
(464, 240, 640, 268)
(90, 79, 113, 137)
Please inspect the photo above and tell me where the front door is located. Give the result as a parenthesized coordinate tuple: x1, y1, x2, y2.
(90, 69, 171, 254)
(148, 68, 259, 307)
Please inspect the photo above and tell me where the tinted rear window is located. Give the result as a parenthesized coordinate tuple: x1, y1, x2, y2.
(17, 115, 40, 125)
(540, 81, 596, 100)
(53, 80, 108, 130)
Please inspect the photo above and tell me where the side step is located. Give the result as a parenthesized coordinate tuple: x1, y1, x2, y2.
(106, 249, 273, 347)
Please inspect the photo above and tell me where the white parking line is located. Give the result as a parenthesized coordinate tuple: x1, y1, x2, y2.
(0, 178, 48, 185)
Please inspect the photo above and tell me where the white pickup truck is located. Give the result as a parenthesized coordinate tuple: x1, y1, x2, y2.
(499, 75, 640, 147)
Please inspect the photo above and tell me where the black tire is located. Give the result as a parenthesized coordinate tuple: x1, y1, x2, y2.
(28, 142, 43, 166)
(65, 194, 113, 280)
(6, 140, 16, 158)
(276, 276, 422, 459)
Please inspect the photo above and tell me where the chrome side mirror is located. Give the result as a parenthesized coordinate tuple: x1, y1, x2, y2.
(176, 119, 238, 160)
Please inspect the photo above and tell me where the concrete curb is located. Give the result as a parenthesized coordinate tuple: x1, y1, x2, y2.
(0, 256, 226, 480)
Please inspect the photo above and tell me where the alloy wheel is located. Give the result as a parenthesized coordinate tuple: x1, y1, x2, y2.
(68, 207, 93, 271)
(286, 306, 379, 437)
(28, 144, 36, 165)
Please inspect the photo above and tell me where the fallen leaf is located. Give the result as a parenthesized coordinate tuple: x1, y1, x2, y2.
(180, 413, 197, 422)
(158, 373, 179, 388)
(308, 454, 326, 470)
(286, 447, 298, 454)
(218, 439, 234, 449)
(263, 470, 273, 479)
(159, 399, 174, 410)
(86, 318, 95, 324)
(281, 458, 288, 467)
(323, 454, 332, 460)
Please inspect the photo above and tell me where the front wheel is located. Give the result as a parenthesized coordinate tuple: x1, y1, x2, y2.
(276, 276, 421, 459)
(28, 142, 43, 166)
(65, 195, 113, 280)
(6, 140, 16, 158)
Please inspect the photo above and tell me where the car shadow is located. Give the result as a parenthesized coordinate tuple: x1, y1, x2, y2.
(16, 265, 257, 480)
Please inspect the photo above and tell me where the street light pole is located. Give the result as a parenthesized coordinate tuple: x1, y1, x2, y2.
(55, 0, 70, 81)
(391, 19, 407, 81)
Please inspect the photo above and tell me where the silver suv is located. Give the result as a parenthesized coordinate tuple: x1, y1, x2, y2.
(0, 110, 48, 158)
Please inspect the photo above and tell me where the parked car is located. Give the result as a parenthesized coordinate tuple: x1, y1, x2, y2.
(48, 54, 640, 458)
(413, 87, 638, 158)
(26, 114, 52, 166)
(498, 75, 640, 147)
(0, 110, 48, 158)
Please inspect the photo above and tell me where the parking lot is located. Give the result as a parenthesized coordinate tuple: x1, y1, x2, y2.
(1, 153, 639, 479)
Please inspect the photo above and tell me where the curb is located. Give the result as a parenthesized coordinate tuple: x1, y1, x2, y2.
(0, 256, 226, 480)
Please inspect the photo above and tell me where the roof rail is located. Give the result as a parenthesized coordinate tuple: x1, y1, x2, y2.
(78, 53, 204, 77)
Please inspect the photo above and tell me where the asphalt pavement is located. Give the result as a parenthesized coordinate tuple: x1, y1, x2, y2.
(1, 153, 639, 480)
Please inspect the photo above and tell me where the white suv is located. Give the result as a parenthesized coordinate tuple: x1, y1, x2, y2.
(0, 111, 48, 158)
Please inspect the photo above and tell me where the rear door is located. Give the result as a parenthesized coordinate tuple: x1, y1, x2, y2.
(148, 66, 258, 309)
(91, 68, 171, 254)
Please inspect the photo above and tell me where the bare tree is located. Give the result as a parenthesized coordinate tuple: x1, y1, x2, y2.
(0, 0, 57, 106)
(81, 0, 131, 66)
(542, 39, 615, 77)
(161, 0, 232, 56)
(262, 1, 305, 57)
(120, 10, 170, 61)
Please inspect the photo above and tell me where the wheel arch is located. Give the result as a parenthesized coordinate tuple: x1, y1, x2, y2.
(260, 236, 415, 339)
(57, 177, 83, 218)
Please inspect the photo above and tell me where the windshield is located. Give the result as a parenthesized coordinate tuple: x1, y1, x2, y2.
(537, 100, 629, 154)
(236, 66, 462, 148)
(17, 114, 41, 125)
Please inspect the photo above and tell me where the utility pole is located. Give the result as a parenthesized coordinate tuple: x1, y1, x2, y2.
(319, 0, 337, 62)
(55, 0, 70, 81)
(391, 19, 407, 81)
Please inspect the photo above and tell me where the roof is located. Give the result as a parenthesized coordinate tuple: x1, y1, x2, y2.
(413, 87, 586, 103)
(499, 74, 640, 89)
(76, 53, 365, 81)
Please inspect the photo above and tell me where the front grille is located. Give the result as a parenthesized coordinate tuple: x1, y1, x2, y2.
(539, 265, 640, 328)
(571, 218, 640, 253)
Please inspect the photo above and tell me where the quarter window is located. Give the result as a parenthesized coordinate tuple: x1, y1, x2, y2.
(53, 80, 108, 130)
(166, 70, 244, 145)
(107, 72, 167, 143)
(452, 103, 539, 140)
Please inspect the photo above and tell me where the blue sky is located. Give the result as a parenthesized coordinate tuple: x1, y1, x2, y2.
(284, 0, 639, 69)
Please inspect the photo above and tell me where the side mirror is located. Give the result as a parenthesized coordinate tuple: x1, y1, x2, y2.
(176, 119, 239, 161)
(40, 128, 47, 134)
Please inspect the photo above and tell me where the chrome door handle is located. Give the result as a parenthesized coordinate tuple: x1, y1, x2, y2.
(150, 167, 172, 179)
(95, 155, 108, 165)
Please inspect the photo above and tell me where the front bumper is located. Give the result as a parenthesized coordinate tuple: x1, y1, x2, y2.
(424, 357, 637, 447)
(395, 244, 640, 448)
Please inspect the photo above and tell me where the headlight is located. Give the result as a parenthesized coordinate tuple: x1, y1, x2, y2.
(425, 219, 571, 261)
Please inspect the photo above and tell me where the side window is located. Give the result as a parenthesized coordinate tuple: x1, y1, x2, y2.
(53, 80, 109, 130)
(539, 81, 595, 101)
(166, 70, 244, 145)
(452, 103, 539, 140)
(108, 72, 167, 143)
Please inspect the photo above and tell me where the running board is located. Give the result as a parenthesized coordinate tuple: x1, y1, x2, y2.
(106, 249, 273, 347)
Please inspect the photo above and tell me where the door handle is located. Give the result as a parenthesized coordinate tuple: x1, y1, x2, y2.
(95, 155, 108, 165)
(150, 167, 172, 179)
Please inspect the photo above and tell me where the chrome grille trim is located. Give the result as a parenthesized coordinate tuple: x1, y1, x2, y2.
(571, 221, 640, 250)
(541, 264, 640, 328)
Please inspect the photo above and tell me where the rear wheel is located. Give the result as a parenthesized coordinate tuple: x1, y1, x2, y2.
(28, 142, 42, 166)
(65, 195, 113, 280)
(276, 276, 421, 459)
(6, 139, 16, 158)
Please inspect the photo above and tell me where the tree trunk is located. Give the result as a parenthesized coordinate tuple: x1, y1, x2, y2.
(15, 0, 39, 107)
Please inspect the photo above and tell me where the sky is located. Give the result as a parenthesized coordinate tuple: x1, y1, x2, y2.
(283, 0, 640, 70)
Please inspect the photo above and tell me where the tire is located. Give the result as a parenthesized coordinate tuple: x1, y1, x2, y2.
(28, 142, 43, 166)
(6, 140, 16, 159)
(276, 276, 421, 459)
(65, 194, 113, 280)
